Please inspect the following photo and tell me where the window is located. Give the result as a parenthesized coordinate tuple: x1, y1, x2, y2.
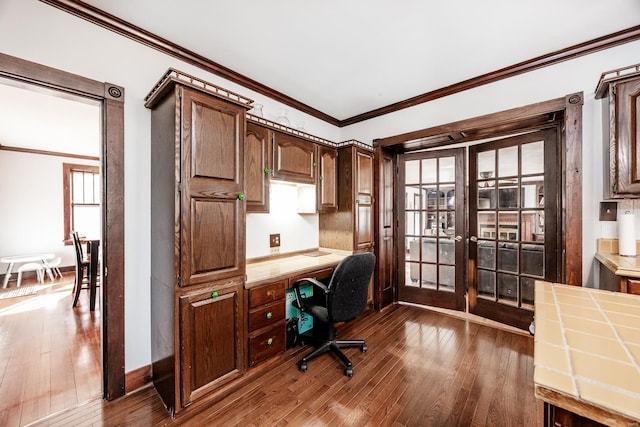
(63, 163, 100, 243)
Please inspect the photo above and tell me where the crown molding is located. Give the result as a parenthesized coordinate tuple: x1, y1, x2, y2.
(39, 1, 640, 128)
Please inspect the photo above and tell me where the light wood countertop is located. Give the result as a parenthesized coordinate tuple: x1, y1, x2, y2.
(596, 251, 640, 279)
(245, 248, 350, 288)
(596, 238, 640, 278)
(534, 281, 640, 425)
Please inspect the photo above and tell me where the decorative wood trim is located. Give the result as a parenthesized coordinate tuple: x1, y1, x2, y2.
(125, 364, 152, 394)
(374, 96, 567, 148)
(377, 95, 583, 287)
(343, 26, 640, 126)
(564, 92, 583, 286)
(37, 1, 640, 127)
(39, 0, 340, 126)
(0, 144, 99, 161)
(0, 51, 126, 401)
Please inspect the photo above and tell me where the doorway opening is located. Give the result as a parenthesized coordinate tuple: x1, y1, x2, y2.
(375, 94, 583, 329)
(0, 52, 125, 419)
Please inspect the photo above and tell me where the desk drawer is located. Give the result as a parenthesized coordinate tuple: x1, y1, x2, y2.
(289, 267, 334, 288)
(249, 322, 285, 367)
(249, 300, 285, 331)
(249, 280, 286, 308)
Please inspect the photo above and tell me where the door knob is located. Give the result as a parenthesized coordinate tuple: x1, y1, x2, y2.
(470, 236, 478, 242)
(454, 235, 463, 242)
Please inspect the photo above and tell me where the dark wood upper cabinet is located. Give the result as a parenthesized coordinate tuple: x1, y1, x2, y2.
(355, 149, 374, 249)
(317, 145, 338, 213)
(319, 146, 374, 252)
(596, 65, 640, 198)
(181, 87, 246, 286)
(272, 131, 317, 184)
(245, 122, 271, 213)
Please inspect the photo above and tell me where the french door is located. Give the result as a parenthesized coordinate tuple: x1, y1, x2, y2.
(468, 129, 560, 329)
(398, 148, 465, 311)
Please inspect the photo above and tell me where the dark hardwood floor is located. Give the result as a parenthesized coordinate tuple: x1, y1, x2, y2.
(0, 272, 101, 427)
(27, 300, 536, 426)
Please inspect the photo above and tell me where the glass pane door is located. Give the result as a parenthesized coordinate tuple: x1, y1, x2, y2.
(398, 148, 465, 311)
(469, 129, 558, 329)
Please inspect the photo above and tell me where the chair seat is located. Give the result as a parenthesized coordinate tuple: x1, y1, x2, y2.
(16, 262, 44, 287)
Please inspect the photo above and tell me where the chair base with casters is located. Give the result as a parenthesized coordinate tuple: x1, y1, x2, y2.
(297, 323, 367, 377)
(292, 252, 376, 377)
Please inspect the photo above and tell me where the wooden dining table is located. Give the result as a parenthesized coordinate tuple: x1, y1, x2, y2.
(1, 253, 55, 288)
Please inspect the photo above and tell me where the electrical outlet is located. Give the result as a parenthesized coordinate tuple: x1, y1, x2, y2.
(269, 233, 280, 248)
(270, 246, 280, 255)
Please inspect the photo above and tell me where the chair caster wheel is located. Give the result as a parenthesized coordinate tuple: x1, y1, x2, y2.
(361, 344, 368, 353)
(345, 367, 353, 377)
(299, 362, 308, 372)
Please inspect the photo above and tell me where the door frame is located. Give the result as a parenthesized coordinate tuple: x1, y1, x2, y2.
(374, 93, 583, 293)
(0, 52, 126, 400)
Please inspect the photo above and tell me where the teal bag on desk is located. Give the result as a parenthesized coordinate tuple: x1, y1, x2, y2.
(286, 285, 313, 334)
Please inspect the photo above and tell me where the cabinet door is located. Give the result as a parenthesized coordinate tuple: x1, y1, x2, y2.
(612, 78, 640, 196)
(180, 87, 245, 286)
(245, 123, 270, 213)
(355, 150, 374, 250)
(317, 146, 338, 212)
(272, 131, 316, 184)
(179, 283, 245, 406)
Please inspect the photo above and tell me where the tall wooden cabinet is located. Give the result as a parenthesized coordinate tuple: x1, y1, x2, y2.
(319, 145, 374, 251)
(596, 64, 640, 198)
(146, 70, 250, 415)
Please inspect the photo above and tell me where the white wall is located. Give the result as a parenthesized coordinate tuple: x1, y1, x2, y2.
(2, 0, 638, 371)
(341, 40, 640, 288)
(0, 150, 98, 267)
(246, 182, 319, 259)
(0, 0, 340, 372)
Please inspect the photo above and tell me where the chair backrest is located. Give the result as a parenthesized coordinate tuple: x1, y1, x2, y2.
(327, 253, 376, 323)
(71, 231, 84, 267)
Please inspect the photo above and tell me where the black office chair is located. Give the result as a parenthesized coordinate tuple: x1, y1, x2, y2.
(292, 252, 376, 377)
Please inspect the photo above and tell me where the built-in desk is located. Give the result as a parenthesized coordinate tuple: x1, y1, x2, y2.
(244, 249, 350, 368)
(534, 281, 640, 426)
(245, 248, 349, 287)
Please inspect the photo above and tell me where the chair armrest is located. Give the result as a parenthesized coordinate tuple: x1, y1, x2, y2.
(292, 277, 329, 313)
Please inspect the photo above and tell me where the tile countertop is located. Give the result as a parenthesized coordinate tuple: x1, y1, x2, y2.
(534, 281, 640, 424)
(245, 248, 350, 288)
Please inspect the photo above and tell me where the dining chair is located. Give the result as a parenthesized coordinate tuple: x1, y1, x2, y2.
(71, 231, 91, 308)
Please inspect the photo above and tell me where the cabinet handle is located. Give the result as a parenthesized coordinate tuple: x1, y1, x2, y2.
(312, 162, 317, 167)
(211, 291, 219, 299)
(238, 193, 245, 201)
(266, 312, 272, 319)
(267, 337, 273, 346)
(319, 176, 323, 181)
(263, 167, 270, 174)
(355, 199, 360, 204)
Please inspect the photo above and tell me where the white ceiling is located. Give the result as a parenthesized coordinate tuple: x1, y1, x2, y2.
(0, 82, 100, 155)
(80, 0, 640, 120)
